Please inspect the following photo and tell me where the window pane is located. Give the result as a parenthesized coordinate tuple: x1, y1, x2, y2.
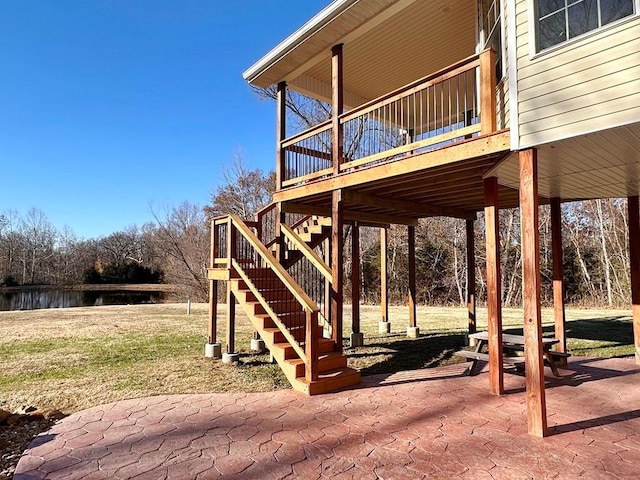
(568, 0, 598, 38)
(601, 0, 635, 25)
(539, 10, 567, 49)
(538, 0, 565, 18)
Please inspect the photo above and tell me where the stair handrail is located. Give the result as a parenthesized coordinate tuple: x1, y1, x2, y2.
(230, 214, 318, 311)
(281, 224, 332, 283)
(229, 214, 320, 381)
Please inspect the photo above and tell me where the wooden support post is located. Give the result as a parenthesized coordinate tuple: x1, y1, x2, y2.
(274, 202, 286, 264)
(479, 49, 497, 135)
(551, 197, 567, 360)
(324, 237, 331, 326)
(208, 280, 217, 344)
(466, 219, 476, 336)
(408, 225, 417, 328)
(352, 223, 360, 334)
(484, 177, 504, 395)
(380, 227, 389, 324)
(226, 288, 236, 355)
(628, 195, 640, 365)
(332, 44, 344, 176)
(305, 310, 319, 381)
(520, 148, 548, 437)
(208, 221, 218, 344)
(276, 81, 287, 192)
(331, 189, 344, 352)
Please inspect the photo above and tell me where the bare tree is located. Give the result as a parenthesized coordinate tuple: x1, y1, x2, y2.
(204, 151, 275, 220)
(151, 202, 209, 301)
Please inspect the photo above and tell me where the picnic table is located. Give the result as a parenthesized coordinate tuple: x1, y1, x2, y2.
(455, 331, 567, 377)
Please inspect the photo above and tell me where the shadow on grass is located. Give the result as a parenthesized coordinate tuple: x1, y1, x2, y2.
(346, 332, 468, 377)
(504, 316, 633, 353)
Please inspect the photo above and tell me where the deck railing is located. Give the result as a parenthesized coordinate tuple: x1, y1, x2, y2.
(278, 49, 497, 190)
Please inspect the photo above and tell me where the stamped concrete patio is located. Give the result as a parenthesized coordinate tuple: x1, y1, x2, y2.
(14, 357, 640, 479)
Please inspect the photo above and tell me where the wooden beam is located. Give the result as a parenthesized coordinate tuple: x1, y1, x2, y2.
(208, 280, 217, 344)
(276, 81, 286, 192)
(342, 190, 476, 220)
(408, 225, 416, 328)
(272, 132, 511, 203)
(324, 238, 331, 325)
(331, 189, 344, 352)
(332, 44, 344, 176)
(352, 223, 361, 334)
(551, 198, 567, 359)
(281, 202, 418, 226)
(519, 148, 548, 438)
(381, 227, 389, 324)
(479, 49, 497, 135)
(274, 202, 286, 264)
(628, 195, 640, 365)
(483, 177, 504, 395)
(466, 219, 476, 335)
(226, 288, 236, 354)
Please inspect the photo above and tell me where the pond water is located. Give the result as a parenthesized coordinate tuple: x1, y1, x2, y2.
(0, 289, 164, 311)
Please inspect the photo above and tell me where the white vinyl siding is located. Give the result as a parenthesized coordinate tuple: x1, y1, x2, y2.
(515, 0, 640, 148)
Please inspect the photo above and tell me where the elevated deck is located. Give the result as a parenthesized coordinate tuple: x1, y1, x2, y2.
(273, 50, 515, 224)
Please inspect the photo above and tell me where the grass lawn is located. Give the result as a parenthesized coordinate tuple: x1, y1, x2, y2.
(0, 303, 635, 413)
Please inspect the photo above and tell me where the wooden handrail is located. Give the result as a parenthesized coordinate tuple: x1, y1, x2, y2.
(281, 119, 332, 148)
(229, 214, 319, 312)
(281, 224, 332, 283)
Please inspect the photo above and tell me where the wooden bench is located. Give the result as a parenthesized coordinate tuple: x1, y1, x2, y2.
(454, 350, 525, 375)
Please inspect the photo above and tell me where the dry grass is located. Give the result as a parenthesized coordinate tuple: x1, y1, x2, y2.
(1, 303, 634, 414)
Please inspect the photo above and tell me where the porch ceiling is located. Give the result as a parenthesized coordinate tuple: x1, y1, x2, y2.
(488, 123, 640, 201)
(245, 0, 477, 107)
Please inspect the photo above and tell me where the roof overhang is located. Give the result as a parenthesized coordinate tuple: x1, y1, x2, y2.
(244, 0, 478, 107)
(243, 0, 360, 86)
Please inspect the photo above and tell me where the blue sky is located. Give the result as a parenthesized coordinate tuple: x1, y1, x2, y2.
(0, 0, 327, 238)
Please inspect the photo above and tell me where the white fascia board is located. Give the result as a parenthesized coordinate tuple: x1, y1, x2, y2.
(242, 0, 359, 84)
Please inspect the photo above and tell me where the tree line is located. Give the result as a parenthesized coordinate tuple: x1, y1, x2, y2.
(1, 156, 634, 308)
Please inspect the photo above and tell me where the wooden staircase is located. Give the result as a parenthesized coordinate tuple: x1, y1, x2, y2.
(210, 213, 360, 396)
(280, 215, 332, 268)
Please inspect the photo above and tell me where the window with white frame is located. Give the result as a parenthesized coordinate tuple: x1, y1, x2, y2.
(536, 0, 636, 51)
(482, 0, 504, 78)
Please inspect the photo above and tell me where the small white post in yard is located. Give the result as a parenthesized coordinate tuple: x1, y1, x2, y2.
(186, 298, 191, 315)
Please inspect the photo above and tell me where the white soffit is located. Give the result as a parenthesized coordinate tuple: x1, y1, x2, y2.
(243, 0, 476, 106)
(243, 0, 397, 87)
(487, 123, 640, 200)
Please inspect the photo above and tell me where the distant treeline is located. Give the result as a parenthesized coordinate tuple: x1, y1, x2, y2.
(1, 156, 635, 308)
(0, 203, 209, 301)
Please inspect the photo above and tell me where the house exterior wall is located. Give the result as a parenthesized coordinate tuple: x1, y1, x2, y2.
(514, 1, 640, 148)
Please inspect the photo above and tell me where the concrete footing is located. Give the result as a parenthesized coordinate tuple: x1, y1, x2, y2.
(250, 338, 265, 353)
(407, 326, 420, 338)
(350, 332, 364, 347)
(222, 352, 240, 364)
(379, 321, 391, 334)
(204, 343, 222, 359)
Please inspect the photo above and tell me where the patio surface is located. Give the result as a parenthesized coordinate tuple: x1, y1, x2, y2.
(14, 357, 640, 479)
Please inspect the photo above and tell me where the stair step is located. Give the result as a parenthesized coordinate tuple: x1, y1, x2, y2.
(285, 351, 348, 378)
(262, 325, 324, 344)
(318, 338, 336, 354)
(272, 343, 300, 360)
(303, 367, 361, 395)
